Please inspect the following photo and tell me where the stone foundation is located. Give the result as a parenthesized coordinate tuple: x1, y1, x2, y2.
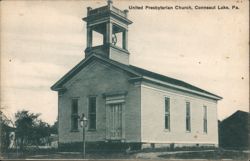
(59, 141, 218, 152)
(58, 141, 141, 152)
(142, 143, 218, 150)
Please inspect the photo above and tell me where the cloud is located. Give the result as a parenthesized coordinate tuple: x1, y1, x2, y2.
(1, 1, 85, 35)
(1, 88, 58, 125)
(1, 57, 63, 124)
(1, 58, 67, 89)
(1, 0, 86, 65)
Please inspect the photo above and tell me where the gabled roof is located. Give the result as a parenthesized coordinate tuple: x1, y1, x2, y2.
(51, 54, 140, 91)
(51, 54, 222, 100)
(128, 65, 222, 99)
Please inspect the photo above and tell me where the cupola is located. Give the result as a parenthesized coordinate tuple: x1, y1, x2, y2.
(82, 0, 133, 65)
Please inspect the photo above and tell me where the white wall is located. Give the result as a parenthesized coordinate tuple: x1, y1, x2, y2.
(58, 59, 141, 143)
(141, 81, 218, 146)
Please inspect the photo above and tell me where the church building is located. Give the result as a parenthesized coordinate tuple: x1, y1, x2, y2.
(51, 1, 222, 150)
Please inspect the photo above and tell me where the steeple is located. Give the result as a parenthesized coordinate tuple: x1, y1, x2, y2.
(82, 0, 132, 65)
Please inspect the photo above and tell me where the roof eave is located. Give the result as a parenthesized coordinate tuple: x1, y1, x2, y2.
(142, 76, 223, 101)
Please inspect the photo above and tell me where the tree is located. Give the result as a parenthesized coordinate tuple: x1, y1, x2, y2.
(0, 111, 15, 152)
(50, 120, 58, 134)
(14, 110, 50, 150)
(15, 110, 39, 150)
(31, 120, 50, 146)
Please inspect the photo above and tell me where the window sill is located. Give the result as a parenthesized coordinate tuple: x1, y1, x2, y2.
(70, 129, 79, 132)
(186, 131, 191, 133)
(164, 129, 170, 132)
(88, 129, 97, 132)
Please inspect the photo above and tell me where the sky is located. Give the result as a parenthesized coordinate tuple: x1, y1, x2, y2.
(1, 0, 249, 125)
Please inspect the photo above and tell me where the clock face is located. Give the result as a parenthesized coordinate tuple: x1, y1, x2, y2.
(112, 34, 117, 45)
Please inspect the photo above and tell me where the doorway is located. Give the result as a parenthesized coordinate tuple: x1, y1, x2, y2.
(109, 103, 122, 140)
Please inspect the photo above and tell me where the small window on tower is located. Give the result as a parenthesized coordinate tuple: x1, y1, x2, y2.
(92, 31, 103, 46)
(112, 25, 125, 49)
(112, 32, 122, 48)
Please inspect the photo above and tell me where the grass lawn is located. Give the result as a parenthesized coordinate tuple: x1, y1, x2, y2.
(2, 151, 137, 159)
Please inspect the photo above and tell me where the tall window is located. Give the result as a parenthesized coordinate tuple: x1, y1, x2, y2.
(186, 102, 191, 132)
(203, 106, 208, 133)
(88, 97, 96, 130)
(165, 97, 170, 130)
(71, 98, 78, 131)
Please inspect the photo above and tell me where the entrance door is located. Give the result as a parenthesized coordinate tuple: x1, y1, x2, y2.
(109, 103, 122, 140)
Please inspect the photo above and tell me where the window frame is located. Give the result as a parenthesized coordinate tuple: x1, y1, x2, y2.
(88, 96, 97, 131)
(203, 105, 208, 133)
(71, 98, 79, 132)
(164, 97, 170, 131)
(186, 102, 191, 132)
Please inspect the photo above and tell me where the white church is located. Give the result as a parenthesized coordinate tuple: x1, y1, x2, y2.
(51, 0, 222, 150)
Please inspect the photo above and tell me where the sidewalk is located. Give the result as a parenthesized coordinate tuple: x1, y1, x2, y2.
(144, 149, 249, 160)
(135, 150, 216, 159)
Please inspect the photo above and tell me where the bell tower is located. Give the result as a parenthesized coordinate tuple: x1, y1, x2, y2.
(82, 0, 132, 65)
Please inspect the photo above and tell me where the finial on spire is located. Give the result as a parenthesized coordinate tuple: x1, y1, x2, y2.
(107, 0, 113, 6)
